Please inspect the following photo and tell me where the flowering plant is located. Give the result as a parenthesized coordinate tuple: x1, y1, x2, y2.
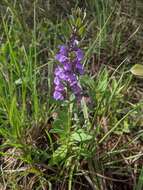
(53, 35, 84, 101)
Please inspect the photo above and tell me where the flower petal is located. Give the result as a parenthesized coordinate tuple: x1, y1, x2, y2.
(76, 62, 84, 75)
(54, 77, 60, 85)
(55, 54, 68, 63)
(55, 84, 64, 92)
(76, 49, 84, 61)
(53, 91, 64, 100)
(59, 45, 68, 55)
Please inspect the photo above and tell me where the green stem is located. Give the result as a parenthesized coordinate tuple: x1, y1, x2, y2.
(68, 164, 75, 190)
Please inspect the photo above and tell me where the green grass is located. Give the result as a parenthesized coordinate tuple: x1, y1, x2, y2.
(0, 0, 143, 189)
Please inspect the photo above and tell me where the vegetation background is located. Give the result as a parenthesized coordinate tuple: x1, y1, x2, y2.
(0, 0, 143, 190)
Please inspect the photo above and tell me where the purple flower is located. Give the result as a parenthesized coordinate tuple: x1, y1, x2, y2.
(53, 36, 84, 101)
(76, 49, 84, 61)
(72, 84, 82, 95)
(71, 84, 82, 100)
(76, 62, 84, 75)
(55, 54, 68, 64)
(55, 84, 64, 92)
(67, 74, 78, 86)
(58, 45, 68, 55)
(63, 62, 72, 71)
(53, 91, 64, 100)
(54, 67, 68, 80)
(54, 66, 63, 76)
(54, 77, 60, 85)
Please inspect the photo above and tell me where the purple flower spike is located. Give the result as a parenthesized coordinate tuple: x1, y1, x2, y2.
(53, 35, 84, 101)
